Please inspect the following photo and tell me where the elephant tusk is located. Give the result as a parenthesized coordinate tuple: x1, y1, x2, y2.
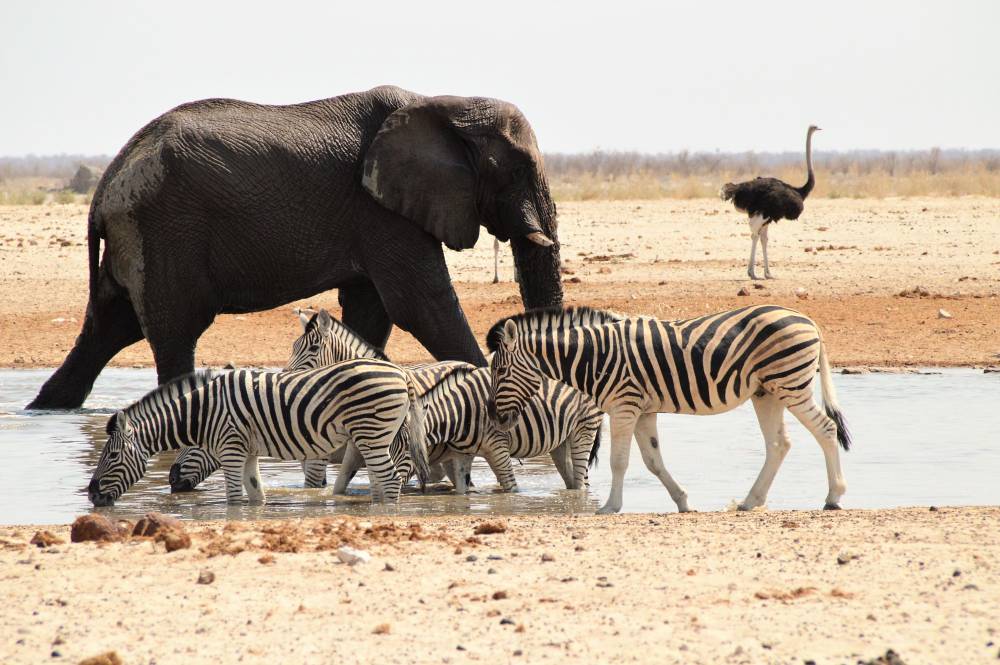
(525, 232, 554, 247)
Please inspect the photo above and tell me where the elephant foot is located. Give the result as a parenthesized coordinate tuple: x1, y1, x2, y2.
(823, 502, 842, 511)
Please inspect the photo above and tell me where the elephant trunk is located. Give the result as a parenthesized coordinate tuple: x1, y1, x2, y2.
(511, 182, 563, 310)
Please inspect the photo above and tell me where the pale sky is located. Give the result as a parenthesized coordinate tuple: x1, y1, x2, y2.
(1, 1, 997, 156)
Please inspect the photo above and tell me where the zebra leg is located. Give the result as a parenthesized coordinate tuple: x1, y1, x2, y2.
(598, 412, 639, 514)
(332, 443, 364, 495)
(760, 224, 774, 279)
(633, 413, 691, 512)
(220, 451, 248, 504)
(739, 393, 789, 510)
(242, 455, 266, 505)
(550, 442, 576, 489)
(355, 444, 403, 505)
(569, 423, 600, 489)
(450, 454, 474, 494)
(482, 443, 518, 492)
(301, 459, 328, 488)
(785, 397, 847, 509)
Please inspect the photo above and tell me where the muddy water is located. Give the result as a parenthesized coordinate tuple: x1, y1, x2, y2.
(0, 368, 997, 525)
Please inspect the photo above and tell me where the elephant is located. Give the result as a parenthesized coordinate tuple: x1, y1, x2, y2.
(28, 85, 562, 409)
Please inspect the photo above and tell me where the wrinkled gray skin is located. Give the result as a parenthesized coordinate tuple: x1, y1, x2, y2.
(29, 86, 562, 408)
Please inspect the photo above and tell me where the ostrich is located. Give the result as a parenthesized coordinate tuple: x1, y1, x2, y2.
(721, 125, 820, 280)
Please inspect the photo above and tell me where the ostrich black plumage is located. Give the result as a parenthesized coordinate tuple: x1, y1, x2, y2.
(721, 125, 821, 279)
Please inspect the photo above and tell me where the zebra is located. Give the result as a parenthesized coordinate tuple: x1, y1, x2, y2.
(168, 308, 471, 493)
(282, 309, 602, 493)
(396, 364, 603, 492)
(486, 305, 852, 514)
(88, 360, 430, 507)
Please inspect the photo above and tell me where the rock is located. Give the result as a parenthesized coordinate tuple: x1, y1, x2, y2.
(737, 287, 750, 296)
(837, 551, 860, 565)
(197, 570, 215, 585)
(541, 553, 555, 562)
(30, 530, 64, 548)
(474, 521, 507, 535)
(753, 283, 765, 290)
(77, 651, 123, 665)
(492, 590, 508, 600)
(132, 512, 184, 538)
(70, 514, 121, 543)
(132, 512, 191, 552)
(840, 366, 871, 375)
(337, 546, 371, 565)
(465, 554, 478, 562)
(795, 287, 809, 300)
(500, 617, 515, 625)
(937, 308, 952, 319)
(372, 623, 391, 635)
(858, 649, 906, 665)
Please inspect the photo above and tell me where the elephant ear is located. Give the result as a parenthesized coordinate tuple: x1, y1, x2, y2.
(362, 97, 481, 251)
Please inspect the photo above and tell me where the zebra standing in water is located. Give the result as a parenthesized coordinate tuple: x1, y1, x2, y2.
(88, 360, 430, 507)
(487, 305, 851, 514)
(168, 309, 467, 493)
(283, 309, 602, 493)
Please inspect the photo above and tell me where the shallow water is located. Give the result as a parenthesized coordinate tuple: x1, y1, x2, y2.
(0, 368, 997, 524)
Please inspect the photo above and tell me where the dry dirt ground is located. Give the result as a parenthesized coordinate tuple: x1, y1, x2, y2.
(1, 508, 997, 665)
(1, 197, 998, 370)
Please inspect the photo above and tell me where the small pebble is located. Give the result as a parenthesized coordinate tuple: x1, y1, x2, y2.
(466, 554, 478, 562)
(541, 553, 554, 562)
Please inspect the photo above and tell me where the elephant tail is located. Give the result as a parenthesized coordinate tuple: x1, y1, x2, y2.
(87, 206, 103, 297)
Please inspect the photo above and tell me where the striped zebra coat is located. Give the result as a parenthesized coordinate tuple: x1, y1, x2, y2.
(487, 305, 851, 514)
(281, 309, 601, 493)
(88, 360, 430, 507)
(407, 364, 603, 492)
(168, 309, 472, 493)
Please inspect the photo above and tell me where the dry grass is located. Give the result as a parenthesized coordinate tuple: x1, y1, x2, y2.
(547, 149, 1000, 200)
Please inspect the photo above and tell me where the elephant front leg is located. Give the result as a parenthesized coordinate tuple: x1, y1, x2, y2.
(339, 280, 393, 349)
(369, 241, 486, 366)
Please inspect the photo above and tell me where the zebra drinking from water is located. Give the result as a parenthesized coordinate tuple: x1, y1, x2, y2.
(88, 360, 430, 507)
(284, 309, 605, 492)
(487, 305, 851, 514)
(169, 309, 473, 493)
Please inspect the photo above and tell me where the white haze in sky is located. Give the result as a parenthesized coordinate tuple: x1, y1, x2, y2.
(0, 0, 997, 156)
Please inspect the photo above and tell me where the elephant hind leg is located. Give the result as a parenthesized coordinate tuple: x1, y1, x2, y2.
(28, 271, 144, 409)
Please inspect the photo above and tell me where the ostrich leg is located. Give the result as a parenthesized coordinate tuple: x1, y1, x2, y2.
(760, 224, 774, 279)
(493, 238, 500, 284)
(746, 215, 765, 280)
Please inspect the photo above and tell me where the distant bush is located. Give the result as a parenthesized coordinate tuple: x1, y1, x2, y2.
(68, 165, 100, 194)
(53, 189, 77, 204)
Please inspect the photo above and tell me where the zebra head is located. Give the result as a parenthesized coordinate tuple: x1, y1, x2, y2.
(88, 411, 148, 506)
(287, 308, 388, 371)
(488, 319, 542, 431)
(168, 448, 217, 493)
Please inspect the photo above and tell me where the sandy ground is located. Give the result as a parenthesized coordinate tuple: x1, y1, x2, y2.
(1, 197, 998, 370)
(1, 508, 997, 665)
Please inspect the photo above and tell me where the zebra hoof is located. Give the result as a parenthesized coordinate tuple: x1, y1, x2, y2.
(823, 502, 842, 511)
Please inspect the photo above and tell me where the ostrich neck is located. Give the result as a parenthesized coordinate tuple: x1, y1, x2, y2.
(799, 131, 815, 198)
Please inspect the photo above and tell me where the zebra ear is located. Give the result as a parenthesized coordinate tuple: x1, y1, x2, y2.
(296, 309, 314, 331)
(316, 309, 334, 333)
(114, 410, 130, 434)
(503, 320, 517, 349)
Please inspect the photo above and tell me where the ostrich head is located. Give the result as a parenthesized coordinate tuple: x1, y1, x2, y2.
(808, 125, 822, 134)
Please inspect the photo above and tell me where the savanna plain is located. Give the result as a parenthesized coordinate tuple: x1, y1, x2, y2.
(1, 196, 999, 664)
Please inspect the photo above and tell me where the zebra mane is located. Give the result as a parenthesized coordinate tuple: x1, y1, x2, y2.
(303, 310, 389, 361)
(485, 306, 624, 352)
(109, 370, 219, 432)
(417, 365, 481, 404)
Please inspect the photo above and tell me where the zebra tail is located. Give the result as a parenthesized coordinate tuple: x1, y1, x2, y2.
(405, 375, 431, 485)
(818, 340, 852, 451)
(588, 425, 602, 469)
